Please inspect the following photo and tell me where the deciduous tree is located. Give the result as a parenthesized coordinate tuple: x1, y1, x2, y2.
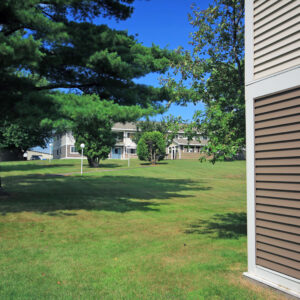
(134, 115, 183, 147)
(137, 131, 166, 165)
(165, 0, 245, 162)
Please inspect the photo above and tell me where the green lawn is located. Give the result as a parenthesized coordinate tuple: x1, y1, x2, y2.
(0, 159, 280, 299)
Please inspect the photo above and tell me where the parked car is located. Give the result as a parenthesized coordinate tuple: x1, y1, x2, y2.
(31, 155, 41, 160)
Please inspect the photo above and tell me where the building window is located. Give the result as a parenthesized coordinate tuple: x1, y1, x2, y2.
(70, 146, 78, 153)
(127, 148, 136, 154)
(57, 150, 59, 155)
(116, 132, 123, 141)
(128, 132, 135, 140)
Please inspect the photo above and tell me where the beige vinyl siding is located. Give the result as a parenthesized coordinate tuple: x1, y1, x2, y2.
(67, 145, 81, 158)
(254, 87, 300, 280)
(253, 0, 300, 79)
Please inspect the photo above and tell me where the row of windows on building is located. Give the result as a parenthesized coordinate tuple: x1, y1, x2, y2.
(169, 146, 203, 153)
(71, 146, 136, 154)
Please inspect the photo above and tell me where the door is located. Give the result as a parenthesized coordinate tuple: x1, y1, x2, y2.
(112, 147, 122, 159)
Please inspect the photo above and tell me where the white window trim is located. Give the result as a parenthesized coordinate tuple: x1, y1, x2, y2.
(70, 146, 78, 154)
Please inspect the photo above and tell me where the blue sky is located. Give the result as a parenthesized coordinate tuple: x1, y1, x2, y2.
(96, 0, 211, 121)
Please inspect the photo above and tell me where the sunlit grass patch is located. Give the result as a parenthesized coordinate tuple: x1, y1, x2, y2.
(0, 159, 277, 299)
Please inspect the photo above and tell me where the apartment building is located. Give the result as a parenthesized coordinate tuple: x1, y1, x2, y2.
(53, 122, 207, 160)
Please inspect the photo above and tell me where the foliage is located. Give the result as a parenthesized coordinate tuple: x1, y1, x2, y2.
(164, 0, 245, 162)
(0, 0, 176, 166)
(46, 93, 153, 167)
(0, 0, 175, 115)
(134, 115, 184, 147)
(0, 120, 51, 160)
(137, 131, 166, 164)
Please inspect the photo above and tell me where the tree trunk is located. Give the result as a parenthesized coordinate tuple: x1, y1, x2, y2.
(88, 156, 99, 168)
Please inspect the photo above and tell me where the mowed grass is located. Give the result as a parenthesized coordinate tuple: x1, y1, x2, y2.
(0, 159, 280, 299)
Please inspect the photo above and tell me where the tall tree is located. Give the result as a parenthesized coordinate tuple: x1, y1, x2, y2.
(0, 0, 175, 189)
(165, 0, 245, 162)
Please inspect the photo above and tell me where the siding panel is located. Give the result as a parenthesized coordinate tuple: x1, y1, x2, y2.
(254, 88, 300, 279)
(253, 1, 300, 79)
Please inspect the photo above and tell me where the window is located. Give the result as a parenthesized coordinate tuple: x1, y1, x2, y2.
(57, 150, 59, 155)
(70, 146, 78, 153)
(116, 132, 123, 141)
(127, 148, 136, 154)
(128, 133, 135, 140)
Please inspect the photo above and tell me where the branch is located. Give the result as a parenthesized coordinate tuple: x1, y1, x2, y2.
(3, 26, 27, 36)
(34, 82, 97, 91)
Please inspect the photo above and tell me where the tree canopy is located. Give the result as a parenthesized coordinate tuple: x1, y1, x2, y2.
(165, 0, 245, 162)
(134, 116, 183, 147)
(137, 131, 166, 165)
(0, 0, 176, 160)
(0, 0, 175, 113)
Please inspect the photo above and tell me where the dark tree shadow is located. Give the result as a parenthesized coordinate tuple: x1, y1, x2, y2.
(140, 162, 169, 166)
(94, 163, 120, 169)
(0, 164, 74, 172)
(0, 174, 211, 215)
(0, 163, 123, 173)
(185, 212, 247, 239)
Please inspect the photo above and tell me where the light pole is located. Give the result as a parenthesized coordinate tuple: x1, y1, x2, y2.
(128, 148, 130, 167)
(49, 143, 53, 163)
(80, 143, 85, 175)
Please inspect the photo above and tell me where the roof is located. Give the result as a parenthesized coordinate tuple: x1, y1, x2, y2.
(29, 147, 51, 154)
(112, 122, 199, 135)
(112, 122, 137, 131)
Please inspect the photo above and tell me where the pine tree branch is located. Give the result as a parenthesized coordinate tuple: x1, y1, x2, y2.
(34, 82, 98, 91)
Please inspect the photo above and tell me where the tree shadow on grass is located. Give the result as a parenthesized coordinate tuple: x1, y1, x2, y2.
(140, 162, 169, 166)
(185, 212, 247, 239)
(94, 163, 120, 169)
(0, 163, 74, 172)
(0, 175, 211, 215)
